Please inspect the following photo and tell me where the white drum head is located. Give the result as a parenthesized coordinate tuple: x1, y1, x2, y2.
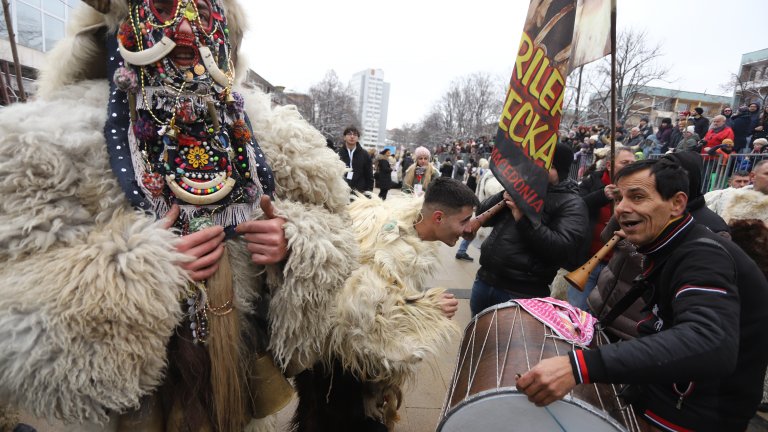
(438, 389, 628, 432)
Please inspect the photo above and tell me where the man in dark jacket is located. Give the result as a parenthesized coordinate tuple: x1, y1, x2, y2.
(730, 106, 753, 152)
(655, 117, 674, 152)
(692, 106, 710, 140)
(518, 158, 768, 432)
(587, 151, 730, 340)
(638, 117, 654, 139)
(469, 143, 588, 315)
(338, 126, 374, 194)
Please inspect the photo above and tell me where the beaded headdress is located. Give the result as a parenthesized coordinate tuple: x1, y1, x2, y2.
(105, 0, 273, 234)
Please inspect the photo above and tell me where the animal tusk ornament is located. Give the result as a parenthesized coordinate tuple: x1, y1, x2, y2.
(118, 37, 177, 66)
(199, 46, 230, 87)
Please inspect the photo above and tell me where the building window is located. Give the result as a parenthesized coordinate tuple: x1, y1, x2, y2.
(4, 0, 69, 52)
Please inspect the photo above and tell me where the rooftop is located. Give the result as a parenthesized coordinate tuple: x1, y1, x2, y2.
(636, 85, 731, 105)
(741, 48, 768, 65)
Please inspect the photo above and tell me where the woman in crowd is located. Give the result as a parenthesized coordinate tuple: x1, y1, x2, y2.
(403, 146, 440, 196)
(376, 149, 393, 200)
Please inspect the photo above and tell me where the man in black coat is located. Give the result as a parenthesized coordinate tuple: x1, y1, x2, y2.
(692, 107, 711, 141)
(518, 158, 768, 432)
(469, 143, 589, 315)
(730, 106, 754, 152)
(338, 126, 374, 194)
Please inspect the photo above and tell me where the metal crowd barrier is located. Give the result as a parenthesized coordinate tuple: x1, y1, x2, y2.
(649, 153, 767, 194)
(567, 152, 765, 194)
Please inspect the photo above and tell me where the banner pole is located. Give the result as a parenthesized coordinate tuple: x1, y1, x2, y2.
(609, 0, 617, 181)
(574, 65, 584, 128)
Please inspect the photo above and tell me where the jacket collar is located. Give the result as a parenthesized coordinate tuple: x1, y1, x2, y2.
(637, 213, 694, 275)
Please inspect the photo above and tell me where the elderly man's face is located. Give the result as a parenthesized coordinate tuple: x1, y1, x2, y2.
(614, 169, 687, 246)
(712, 117, 726, 128)
(608, 150, 636, 176)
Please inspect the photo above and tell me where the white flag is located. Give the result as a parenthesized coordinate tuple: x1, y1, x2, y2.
(569, 0, 612, 71)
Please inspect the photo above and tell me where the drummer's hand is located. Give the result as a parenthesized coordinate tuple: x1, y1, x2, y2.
(162, 204, 225, 281)
(439, 292, 459, 319)
(516, 356, 576, 406)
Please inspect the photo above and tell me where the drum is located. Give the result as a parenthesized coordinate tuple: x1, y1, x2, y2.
(437, 302, 651, 432)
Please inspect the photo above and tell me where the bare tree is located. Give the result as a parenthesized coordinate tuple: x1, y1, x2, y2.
(416, 72, 504, 147)
(573, 29, 670, 125)
(388, 123, 419, 149)
(307, 70, 359, 143)
(415, 110, 450, 151)
(721, 71, 768, 108)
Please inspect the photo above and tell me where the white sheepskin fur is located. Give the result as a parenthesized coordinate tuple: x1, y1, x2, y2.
(1, 0, 358, 428)
(717, 188, 768, 224)
(0, 81, 190, 424)
(329, 195, 458, 391)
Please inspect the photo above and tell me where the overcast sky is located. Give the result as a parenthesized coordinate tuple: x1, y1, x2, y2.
(241, 0, 766, 130)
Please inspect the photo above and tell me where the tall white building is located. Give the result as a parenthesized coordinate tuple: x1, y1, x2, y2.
(0, 0, 78, 102)
(349, 68, 390, 149)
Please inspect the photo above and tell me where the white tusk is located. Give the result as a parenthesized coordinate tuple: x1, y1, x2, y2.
(199, 46, 230, 87)
(166, 176, 236, 205)
(119, 37, 177, 66)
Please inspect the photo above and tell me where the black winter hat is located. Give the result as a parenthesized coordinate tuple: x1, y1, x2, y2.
(694, 107, 704, 115)
(552, 143, 574, 183)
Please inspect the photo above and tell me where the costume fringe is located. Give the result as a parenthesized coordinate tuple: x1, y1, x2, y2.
(207, 248, 248, 432)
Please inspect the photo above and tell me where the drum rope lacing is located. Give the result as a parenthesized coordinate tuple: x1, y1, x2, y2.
(444, 304, 645, 432)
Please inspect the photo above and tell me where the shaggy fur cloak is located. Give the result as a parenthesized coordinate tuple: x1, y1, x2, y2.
(308, 195, 458, 428)
(0, 1, 356, 430)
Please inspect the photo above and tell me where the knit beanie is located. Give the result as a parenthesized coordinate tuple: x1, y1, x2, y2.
(413, 146, 431, 159)
(552, 143, 575, 182)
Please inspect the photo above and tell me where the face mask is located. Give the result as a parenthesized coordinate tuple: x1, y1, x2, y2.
(106, 0, 273, 232)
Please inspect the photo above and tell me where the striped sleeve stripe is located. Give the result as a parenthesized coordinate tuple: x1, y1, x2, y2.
(674, 285, 728, 299)
(572, 350, 590, 384)
(644, 410, 694, 432)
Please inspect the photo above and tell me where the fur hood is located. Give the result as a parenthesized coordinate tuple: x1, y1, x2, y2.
(329, 195, 457, 389)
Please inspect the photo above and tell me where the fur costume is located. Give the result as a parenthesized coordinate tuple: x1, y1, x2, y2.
(293, 195, 458, 431)
(705, 187, 768, 404)
(705, 186, 768, 219)
(0, 0, 356, 430)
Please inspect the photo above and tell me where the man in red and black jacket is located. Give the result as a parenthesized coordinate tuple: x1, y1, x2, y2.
(517, 158, 768, 432)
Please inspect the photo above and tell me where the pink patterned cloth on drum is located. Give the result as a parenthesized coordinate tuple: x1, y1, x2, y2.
(513, 297, 597, 347)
